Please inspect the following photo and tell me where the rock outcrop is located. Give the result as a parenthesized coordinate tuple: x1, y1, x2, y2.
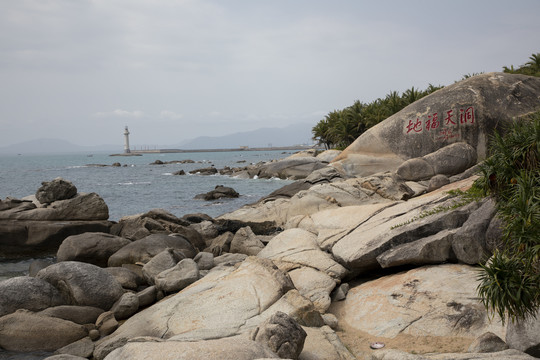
(332, 73, 540, 177)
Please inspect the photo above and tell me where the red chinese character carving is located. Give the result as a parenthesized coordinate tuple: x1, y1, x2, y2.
(406, 118, 423, 133)
(460, 107, 475, 124)
(426, 113, 440, 131)
(445, 109, 456, 125)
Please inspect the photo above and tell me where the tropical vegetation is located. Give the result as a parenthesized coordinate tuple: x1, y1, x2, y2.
(313, 52, 540, 150)
(475, 111, 540, 324)
(311, 85, 443, 149)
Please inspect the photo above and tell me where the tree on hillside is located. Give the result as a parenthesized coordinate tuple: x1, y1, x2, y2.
(503, 52, 540, 77)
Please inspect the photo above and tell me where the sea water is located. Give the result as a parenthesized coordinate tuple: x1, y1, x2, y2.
(0, 150, 294, 278)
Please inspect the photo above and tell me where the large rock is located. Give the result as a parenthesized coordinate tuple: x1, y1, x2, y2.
(396, 142, 477, 181)
(257, 228, 348, 280)
(331, 177, 481, 274)
(288, 267, 337, 313)
(452, 198, 497, 265)
(36, 178, 78, 204)
(0, 192, 109, 221)
(506, 309, 540, 357)
(39, 305, 104, 325)
(334, 264, 505, 339)
(94, 257, 298, 359)
(194, 185, 240, 200)
(220, 177, 388, 227)
(0, 309, 88, 352)
(251, 311, 307, 360)
(332, 73, 540, 177)
(0, 219, 112, 257)
(300, 326, 356, 360)
(229, 226, 265, 256)
(141, 248, 186, 285)
(258, 157, 329, 180)
(57, 232, 131, 267)
(108, 233, 197, 267)
(154, 258, 200, 293)
(103, 337, 279, 360)
(36, 261, 125, 310)
(0, 276, 66, 317)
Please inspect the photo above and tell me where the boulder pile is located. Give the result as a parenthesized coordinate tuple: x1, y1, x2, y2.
(1, 72, 540, 360)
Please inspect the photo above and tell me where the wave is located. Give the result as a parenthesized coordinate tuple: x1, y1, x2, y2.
(117, 181, 152, 186)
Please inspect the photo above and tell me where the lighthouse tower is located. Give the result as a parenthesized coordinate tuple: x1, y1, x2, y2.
(123, 126, 131, 154)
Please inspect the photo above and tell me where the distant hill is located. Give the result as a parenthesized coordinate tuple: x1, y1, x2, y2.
(0, 138, 119, 154)
(176, 123, 314, 149)
(0, 123, 315, 154)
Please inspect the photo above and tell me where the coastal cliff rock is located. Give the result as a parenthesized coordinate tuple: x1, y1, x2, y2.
(332, 73, 540, 177)
(0, 179, 112, 257)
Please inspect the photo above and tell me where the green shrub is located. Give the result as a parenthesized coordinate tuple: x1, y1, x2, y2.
(476, 111, 540, 324)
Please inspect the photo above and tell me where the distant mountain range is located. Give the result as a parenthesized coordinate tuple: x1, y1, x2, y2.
(175, 123, 314, 149)
(0, 123, 315, 154)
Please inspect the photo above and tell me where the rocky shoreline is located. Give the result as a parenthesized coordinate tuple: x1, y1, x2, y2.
(1, 72, 540, 360)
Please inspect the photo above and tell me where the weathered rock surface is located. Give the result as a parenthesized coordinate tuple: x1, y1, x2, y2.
(370, 349, 536, 360)
(332, 73, 540, 177)
(94, 257, 299, 359)
(331, 178, 481, 274)
(39, 305, 104, 325)
(57, 232, 131, 267)
(220, 177, 388, 226)
(288, 267, 337, 313)
(111, 209, 204, 250)
(0, 310, 88, 352)
(54, 337, 95, 358)
(251, 311, 307, 360)
(257, 228, 348, 280)
(506, 309, 540, 357)
(396, 142, 477, 181)
(300, 325, 356, 360)
(468, 332, 509, 353)
(103, 337, 280, 360)
(154, 258, 199, 293)
(335, 264, 505, 339)
(0, 182, 112, 257)
(108, 233, 197, 267)
(0, 276, 66, 317)
(36, 261, 124, 310)
(110, 292, 139, 320)
(258, 156, 329, 180)
(105, 267, 144, 290)
(230, 226, 265, 256)
(36, 178, 78, 204)
(141, 248, 185, 285)
(194, 185, 239, 200)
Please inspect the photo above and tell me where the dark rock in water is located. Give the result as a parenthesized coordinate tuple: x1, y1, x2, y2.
(194, 185, 240, 201)
(0, 276, 66, 317)
(173, 169, 185, 175)
(0, 219, 112, 257)
(108, 233, 198, 267)
(36, 178, 77, 205)
(150, 160, 164, 165)
(36, 261, 124, 310)
(0, 310, 88, 352)
(181, 213, 214, 224)
(56, 232, 131, 267)
(189, 166, 218, 175)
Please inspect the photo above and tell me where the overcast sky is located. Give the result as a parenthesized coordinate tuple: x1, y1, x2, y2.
(1, 0, 539, 148)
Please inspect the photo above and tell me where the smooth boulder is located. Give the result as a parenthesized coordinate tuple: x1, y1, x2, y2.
(0, 309, 87, 352)
(36, 261, 124, 310)
(108, 233, 197, 267)
(57, 232, 131, 267)
(0, 276, 66, 317)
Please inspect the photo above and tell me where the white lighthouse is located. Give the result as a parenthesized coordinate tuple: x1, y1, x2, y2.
(123, 126, 131, 153)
